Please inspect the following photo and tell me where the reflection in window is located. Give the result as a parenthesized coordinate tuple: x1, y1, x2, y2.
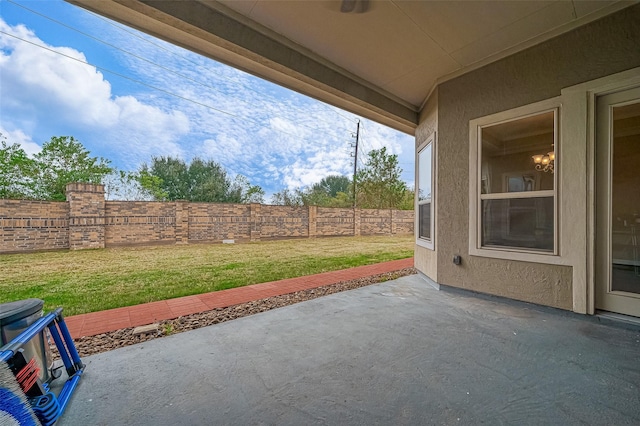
(478, 109, 556, 252)
(610, 101, 640, 293)
(482, 198, 554, 251)
(418, 142, 432, 242)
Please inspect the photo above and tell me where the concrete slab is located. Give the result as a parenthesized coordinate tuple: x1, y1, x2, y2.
(58, 275, 640, 425)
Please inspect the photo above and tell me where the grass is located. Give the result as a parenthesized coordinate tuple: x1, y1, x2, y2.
(0, 236, 414, 316)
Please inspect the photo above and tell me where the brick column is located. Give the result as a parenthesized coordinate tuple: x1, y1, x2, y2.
(353, 208, 361, 236)
(66, 183, 105, 250)
(250, 203, 261, 242)
(308, 205, 317, 238)
(175, 200, 189, 244)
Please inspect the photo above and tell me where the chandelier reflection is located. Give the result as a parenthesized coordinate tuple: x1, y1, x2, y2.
(532, 149, 555, 173)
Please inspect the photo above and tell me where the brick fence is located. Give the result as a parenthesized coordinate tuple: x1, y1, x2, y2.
(1, 183, 414, 253)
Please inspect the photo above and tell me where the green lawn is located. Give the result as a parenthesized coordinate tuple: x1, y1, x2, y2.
(0, 236, 414, 315)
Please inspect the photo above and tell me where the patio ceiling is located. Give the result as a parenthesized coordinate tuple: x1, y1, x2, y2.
(68, 0, 633, 134)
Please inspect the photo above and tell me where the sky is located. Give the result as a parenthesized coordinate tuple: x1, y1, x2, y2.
(0, 0, 415, 199)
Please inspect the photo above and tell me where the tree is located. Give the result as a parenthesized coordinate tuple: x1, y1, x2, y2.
(397, 187, 415, 210)
(1, 135, 112, 201)
(137, 169, 169, 201)
(140, 156, 227, 202)
(104, 170, 167, 201)
(140, 156, 263, 203)
(32, 136, 113, 201)
(356, 147, 408, 209)
(299, 175, 352, 207)
(0, 134, 37, 199)
(140, 157, 189, 201)
(298, 186, 330, 207)
(311, 175, 351, 198)
(324, 190, 353, 208)
(228, 175, 265, 204)
(270, 188, 303, 206)
(186, 158, 231, 202)
(271, 175, 353, 207)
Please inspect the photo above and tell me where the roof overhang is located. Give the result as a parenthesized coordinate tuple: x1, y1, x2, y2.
(67, 0, 636, 135)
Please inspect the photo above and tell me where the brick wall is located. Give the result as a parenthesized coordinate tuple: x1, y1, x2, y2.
(317, 207, 354, 236)
(393, 210, 415, 235)
(189, 203, 251, 242)
(260, 205, 309, 239)
(361, 209, 393, 235)
(0, 183, 414, 253)
(105, 201, 176, 246)
(0, 199, 69, 252)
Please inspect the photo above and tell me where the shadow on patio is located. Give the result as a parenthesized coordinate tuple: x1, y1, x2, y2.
(58, 275, 639, 425)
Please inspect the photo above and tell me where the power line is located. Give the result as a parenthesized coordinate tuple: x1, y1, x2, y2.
(358, 124, 371, 154)
(2, 30, 354, 144)
(360, 122, 414, 168)
(1, 31, 241, 118)
(322, 103, 360, 124)
(88, 4, 359, 126)
(79, 1, 358, 130)
(5, 0, 355, 136)
(5, 1, 235, 99)
(351, 120, 360, 207)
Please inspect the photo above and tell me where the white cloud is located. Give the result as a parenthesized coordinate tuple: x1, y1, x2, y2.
(0, 126, 41, 156)
(200, 135, 244, 165)
(0, 6, 414, 194)
(0, 18, 189, 168)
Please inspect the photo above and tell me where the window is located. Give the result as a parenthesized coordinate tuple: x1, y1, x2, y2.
(417, 135, 434, 248)
(470, 103, 558, 256)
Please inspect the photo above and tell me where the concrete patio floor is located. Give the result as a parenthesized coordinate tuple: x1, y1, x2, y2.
(58, 275, 640, 425)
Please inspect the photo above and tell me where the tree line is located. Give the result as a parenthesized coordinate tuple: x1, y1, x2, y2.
(271, 147, 413, 209)
(1, 134, 413, 209)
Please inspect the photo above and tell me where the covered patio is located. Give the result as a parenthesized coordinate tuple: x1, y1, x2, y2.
(50, 2, 640, 422)
(59, 275, 640, 425)
(67, 1, 640, 318)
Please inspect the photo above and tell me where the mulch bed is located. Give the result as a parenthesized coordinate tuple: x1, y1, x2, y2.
(72, 268, 417, 357)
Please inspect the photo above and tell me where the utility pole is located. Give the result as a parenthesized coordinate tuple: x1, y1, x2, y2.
(350, 119, 360, 207)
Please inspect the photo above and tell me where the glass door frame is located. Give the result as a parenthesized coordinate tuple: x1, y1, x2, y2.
(558, 67, 640, 315)
(595, 86, 640, 317)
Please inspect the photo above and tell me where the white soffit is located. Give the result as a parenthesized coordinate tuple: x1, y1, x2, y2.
(217, 0, 632, 106)
(68, 0, 635, 132)
(216, 0, 459, 106)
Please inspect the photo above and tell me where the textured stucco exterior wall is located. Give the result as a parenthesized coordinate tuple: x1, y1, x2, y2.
(414, 88, 438, 280)
(440, 4, 640, 122)
(427, 4, 640, 310)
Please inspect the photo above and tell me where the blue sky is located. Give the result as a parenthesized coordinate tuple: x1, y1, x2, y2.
(0, 0, 415, 198)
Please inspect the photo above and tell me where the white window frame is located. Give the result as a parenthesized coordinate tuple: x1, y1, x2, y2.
(416, 133, 435, 250)
(469, 98, 561, 262)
